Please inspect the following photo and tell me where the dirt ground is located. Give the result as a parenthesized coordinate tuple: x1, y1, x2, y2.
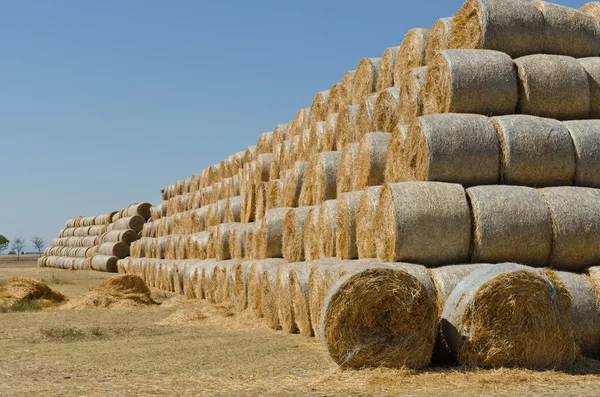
(2, 255, 600, 396)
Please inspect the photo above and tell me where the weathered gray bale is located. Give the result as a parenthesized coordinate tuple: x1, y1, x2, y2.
(541, 187, 600, 271)
(376, 182, 471, 265)
(564, 120, 600, 187)
(424, 50, 518, 116)
(97, 242, 130, 259)
(514, 55, 590, 120)
(402, 114, 500, 186)
(90, 255, 119, 273)
(492, 115, 576, 186)
(450, 0, 547, 58)
(467, 185, 552, 267)
(441, 263, 577, 368)
(534, 1, 600, 57)
(578, 58, 600, 118)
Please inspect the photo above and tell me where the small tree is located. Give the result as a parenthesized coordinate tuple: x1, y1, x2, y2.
(0, 235, 8, 254)
(31, 236, 45, 257)
(10, 238, 25, 261)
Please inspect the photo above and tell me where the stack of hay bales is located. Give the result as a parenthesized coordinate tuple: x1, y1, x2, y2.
(40, 202, 151, 272)
(41, 0, 600, 372)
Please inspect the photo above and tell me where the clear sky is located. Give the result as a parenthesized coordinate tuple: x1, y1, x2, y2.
(0, 0, 588, 250)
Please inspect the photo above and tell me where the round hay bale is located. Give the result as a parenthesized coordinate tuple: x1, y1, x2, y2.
(255, 153, 273, 185)
(273, 124, 288, 150)
(425, 17, 453, 64)
(125, 202, 152, 220)
(277, 140, 292, 174)
(402, 114, 500, 186)
(283, 161, 308, 207)
(376, 182, 471, 265)
(579, 57, 600, 118)
(215, 223, 245, 261)
(310, 90, 330, 124)
(99, 229, 139, 245)
(247, 258, 286, 318)
(339, 70, 356, 109)
(398, 66, 428, 125)
(336, 143, 359, 198)
(302, 207, 320, 262)
(313, 151, 341, 205)
(356, 92, 379, 135)
(384, 124, 409, 184)
(112, 215, 145, 233)
(541, 187, 600, 271)
(336, 192, 364, 260)
(374, 87, 400, 133)
(323, 113, 339, 152)
(228, 225, 250, 260)
(442, 263, 577, 368)
(255, 208, 291, 259)
(276, 263, 305, 333)
(376, 47, 401, 91)
(319, 200, 338, 259)
(328, 82, 342, 116)
(467, 185, 552, 267)
(269, 144, 282, 180)
(336, 105, 360, 148)
(309, 121, 327, 155)
(224, 196, 243, 223)
(393, 28, 430, 87)
(256, 132, 274, 155)
(356, 186, 384, 259)
(556, 270, 600, 358)
(514, 54, 590, 120)
(564, 120, 600, 187)
(187, 232, 210, 260)
(424, 50, 518, 116)
(261, 265, 282, 329)
(289, 265, 314, 337)
(449, 0, 546, 58)
(534, 1, 600, 57)
(492, 115, 576, 186)
(289, 108, 311, 139)
(353, 132, 391, 191)
(321, 263, 438, 369)
(582, 2, 600, 21)
(255, 182, 268, 221)
(244, 145, 257, 165)
(298, 161, 315, 207)
(352, 58, 382, 105)
(230, 260, 253, 311)
(266, 179, 284, 209)
(282, 206, 315, 263)
(97, 242, 129, 259)
(90, 255, 119, 272)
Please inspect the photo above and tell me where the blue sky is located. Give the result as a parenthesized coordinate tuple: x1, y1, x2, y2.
(0, 0, 588, 249)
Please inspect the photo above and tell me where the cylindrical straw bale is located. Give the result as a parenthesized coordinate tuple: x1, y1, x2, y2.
(403, 114, 500, 186)
(255, 182, 268, 221)
(312, 151, 341, 205)
(374, 87, 400, 133)
(352, 58, 381, 105)
(564, 120, 600, 187)
(534, 1, 600, 57)
(398, 66, 427, 124)
(283, 161, 308, 207)
(579, 58, 600, 118)
(376, 47, 401, 91)
(356, 93, 379, 135)
(339, 70, 356, 109)
(255, 208, 291, 259)
(97, 242, 129, 259)
(261, 265, 282, 329)
(425, 17, 453, 64)
(266, 179, 284, 209)
(424, 50, 518, 116)
(336, 143, 359, 198)
(289, 265, 313, 337)
(247, 258, 286, 317)
(449, 0, 546, 58)
(309, 122, 326, 155)
(276, 263, 303, 333)
(328, 82, 342, 116)
(555, 270, 600, 358)
(541, 187, 600, 271)
(335, 105, 360, 148)
(310, 90, 330, 124)
(112, 215, 145, 232)
(492, 115, 576, 186)
(514, 54, 590, 120)
(442, 263, 577, 368)
(322, 263, 438, 369)
(256, 132, 273, 155)
(214, 223, 243, 261)
(90, 255, 119, 272)
(319, 200, 338, 258)
(289, 108, 311, 139)
(356, 186, 383, 259)
(125, 203, 152, 219)
(393, 28, 429, 88)
(302, 208, 320, 262)
(188, 232, 210, 260)
(376, 182, 471, 265)
(384, 124, 409, 184)
(336, 192, 363, 260)
(353, 132, 390, 191)
(255, 153, 272, 185)
(244, 145, 257, 165)
(323, 113, 339, 152)
(282, 206, 315, 263)
(99, 229, 138, 244)
(298, 161, 315, 207)
(272, 124, 287, 151)
(467, 185, 552, 267)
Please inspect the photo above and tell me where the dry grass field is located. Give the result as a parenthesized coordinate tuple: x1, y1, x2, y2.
(1, 255, 600, 396)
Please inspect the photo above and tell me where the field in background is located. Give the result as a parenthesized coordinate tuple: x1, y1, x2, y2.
(1, 258, 600, 396)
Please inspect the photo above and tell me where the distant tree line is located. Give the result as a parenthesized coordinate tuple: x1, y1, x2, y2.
(0, 235, 45, 261)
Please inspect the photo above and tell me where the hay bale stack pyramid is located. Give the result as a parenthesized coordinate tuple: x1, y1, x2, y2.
(51, 0, 600, 370)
